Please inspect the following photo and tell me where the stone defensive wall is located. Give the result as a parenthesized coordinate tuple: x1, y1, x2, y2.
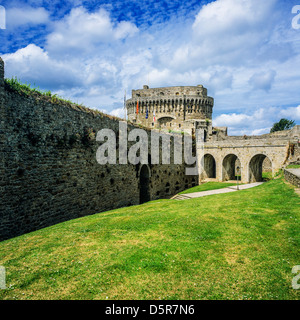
(0, 58, 197, 241)
(126, 85, 214, 132)
(202, 127, 300, 183)
(284, 168, 300, 188)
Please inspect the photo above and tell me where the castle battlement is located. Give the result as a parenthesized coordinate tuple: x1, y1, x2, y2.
(126, 85, 214, 134)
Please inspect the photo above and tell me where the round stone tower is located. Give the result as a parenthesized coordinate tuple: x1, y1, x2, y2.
(126, 85, 214, 135)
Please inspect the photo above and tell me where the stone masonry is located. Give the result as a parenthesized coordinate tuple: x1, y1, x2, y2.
(126, 85, 214, 134)
(0, 58, 197, 241)
(1, 56, 299, 241)
(127, 84, 300, 184)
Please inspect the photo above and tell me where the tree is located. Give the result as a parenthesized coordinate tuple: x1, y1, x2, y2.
(270, 118, 295, 133)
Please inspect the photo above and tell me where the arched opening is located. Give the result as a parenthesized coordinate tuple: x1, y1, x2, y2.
(203, 154, 216, 178)
(139, 165, 150, 204)
(222, 154, 240, 181)
(249, 154, 272, 182)
(157, 116, 175, 129)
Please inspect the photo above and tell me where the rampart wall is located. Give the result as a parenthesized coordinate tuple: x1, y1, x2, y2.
(0, 58, 196, 241)
(284, 169, 300, 188)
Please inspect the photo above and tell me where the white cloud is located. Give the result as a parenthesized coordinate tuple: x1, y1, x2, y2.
(46, 7, 138, 55)
(213, 107, 271, 135)
(279, 105, 300, 120)
(213, 106, 300, 136)
(6, 6, 49, 29)
(114, 21, 139, 40)
(187, 0, 277, 66)
(214, 112, 252, 127)
(1, 0, 299, 136)
(110, 107, 126, 118)
(3, 44, 81, 89)
(248, 70, 276, 92)
(193, 0, 276, 37)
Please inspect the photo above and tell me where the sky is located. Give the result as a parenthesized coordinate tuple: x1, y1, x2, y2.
(0, 0, 300, 135)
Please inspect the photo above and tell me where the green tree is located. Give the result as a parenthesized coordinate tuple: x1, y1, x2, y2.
(270, 118, 295, 133)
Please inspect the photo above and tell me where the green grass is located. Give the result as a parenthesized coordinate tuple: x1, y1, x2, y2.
(179, 182, 238, 194)
(0, 178, 299, 300)
(262, 171, 273, 180)
(4, 77, 81, 106)
(4, 77, 123, 121)
(286, 164, 300, 169)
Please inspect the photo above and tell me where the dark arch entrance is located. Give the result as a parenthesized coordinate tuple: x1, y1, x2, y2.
(203, 154, 216, 178)
(139, 165, 150, 204)
(249, 154, 272, 182)
(222, 154, 240, 181)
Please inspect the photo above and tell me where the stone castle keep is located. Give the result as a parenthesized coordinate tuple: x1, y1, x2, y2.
(126, 85, 214, 135)
(0, 57, 299, 240)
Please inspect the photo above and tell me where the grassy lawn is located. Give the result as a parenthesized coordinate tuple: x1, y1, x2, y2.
(0, 178, 299, 300)
(262, 172, 273, 181)
(179, 182, 238, 194)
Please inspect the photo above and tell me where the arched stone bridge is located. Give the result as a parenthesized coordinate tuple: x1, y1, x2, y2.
(199, 126, 300, 184)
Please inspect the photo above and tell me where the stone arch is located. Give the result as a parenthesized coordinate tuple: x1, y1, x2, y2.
(222, 153, 240, 181)
(249, 154, 272, 182)
(203, 154, 216, 178)
(139, 164, 151, 204)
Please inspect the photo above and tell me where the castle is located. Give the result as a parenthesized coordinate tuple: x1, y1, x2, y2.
(0, 58, 299, 241)
(126, 84, 227, 140)
(127, 85, 300, 184)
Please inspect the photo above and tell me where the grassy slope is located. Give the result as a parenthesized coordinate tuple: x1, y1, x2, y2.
(0, 178, 299, 300)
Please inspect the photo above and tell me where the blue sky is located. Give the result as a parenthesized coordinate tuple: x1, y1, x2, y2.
(0, 0, 300, 135)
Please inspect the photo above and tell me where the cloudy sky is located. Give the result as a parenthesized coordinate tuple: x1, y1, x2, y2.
(0, 0, 300, 135)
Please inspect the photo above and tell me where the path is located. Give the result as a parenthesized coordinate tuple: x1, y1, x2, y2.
(171, 182, 264, 200)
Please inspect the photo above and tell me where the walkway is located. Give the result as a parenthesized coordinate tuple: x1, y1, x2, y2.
(171, 182, 264, 200)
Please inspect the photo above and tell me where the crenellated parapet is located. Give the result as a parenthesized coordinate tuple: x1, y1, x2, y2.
(126, 85, 214, 134)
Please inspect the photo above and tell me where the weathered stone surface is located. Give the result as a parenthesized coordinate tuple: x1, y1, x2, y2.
(284, 169, 300, 188)
(0, 59, 197, 241)
(202, 132, 299, 183)
(1, 56, 299, 241)
(127, 84, 300, 184)
(126, 85, 214, 134)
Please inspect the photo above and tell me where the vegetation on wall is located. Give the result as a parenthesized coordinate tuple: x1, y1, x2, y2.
(3, 77, 121, 122)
